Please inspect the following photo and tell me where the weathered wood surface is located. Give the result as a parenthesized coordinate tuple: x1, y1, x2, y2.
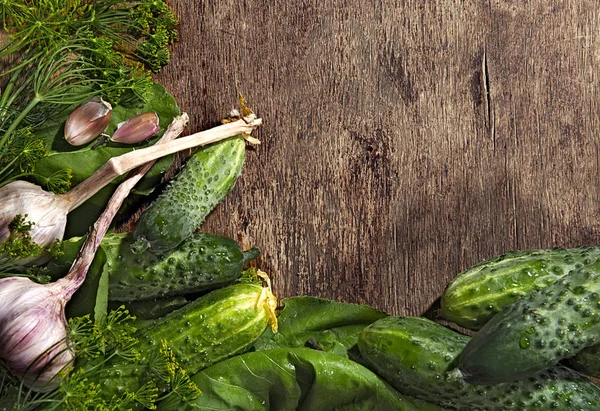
(157, 1, 600, 316)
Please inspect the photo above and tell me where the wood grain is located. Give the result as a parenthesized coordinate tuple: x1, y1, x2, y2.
(156, 0, 600, 317)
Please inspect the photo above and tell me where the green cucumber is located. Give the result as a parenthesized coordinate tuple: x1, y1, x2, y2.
(358, 316, 600, 410)
(106, 231, 258, 301)
(569, 344, 600, 378)
(441, 247, 600, 330)
(87, 278, 277, 406)
(48, 231, 258, 303)
(459, 261, 600, 385)
(134, 280, 277, 372)
(132, 136, 246, 255)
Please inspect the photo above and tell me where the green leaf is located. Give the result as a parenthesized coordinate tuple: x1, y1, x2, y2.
(33, 82, 180, 237)
(157, 348, 436, 411)
(253, 296, 388, 357)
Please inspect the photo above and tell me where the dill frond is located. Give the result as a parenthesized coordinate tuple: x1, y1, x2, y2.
(0, 0, 179, 187)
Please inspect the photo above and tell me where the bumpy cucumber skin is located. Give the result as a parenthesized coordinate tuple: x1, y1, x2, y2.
(133, 136, 246, 255)
(569, 344, 600, 378)
(94, 283, 273, 401)
(106, 231, 259, 301)
(48, 232, 258, 303)
(459, 261, 600, 385)
(358, 316, 600, 410)
(441, 247, 600, 330)
(136, 282, 271, 370)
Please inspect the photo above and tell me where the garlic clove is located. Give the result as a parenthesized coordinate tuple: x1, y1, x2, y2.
(64, 97, 112, 146)
(0, 181, 68, 264)
(110, 112, 160, 144)
(0, 277, 74, 392)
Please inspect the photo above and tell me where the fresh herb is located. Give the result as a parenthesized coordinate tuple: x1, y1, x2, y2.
(157, 348, 429, 411)
(0, 0, 178, 190)
(0, 308, 201, 410)
(0, 215, 42, 270)
(0, 214, 65, 274)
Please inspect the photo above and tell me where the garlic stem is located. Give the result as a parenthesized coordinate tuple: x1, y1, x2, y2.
(56, 113, 189, 298)
(61, 114, 261, 211)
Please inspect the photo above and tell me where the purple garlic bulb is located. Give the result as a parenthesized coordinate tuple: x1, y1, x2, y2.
(0, 277, 75, 391)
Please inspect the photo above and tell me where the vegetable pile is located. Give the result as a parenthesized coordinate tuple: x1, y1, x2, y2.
(1, 1, 600, 411)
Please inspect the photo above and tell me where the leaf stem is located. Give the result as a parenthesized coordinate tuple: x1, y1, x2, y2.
(2, 79, 33, 121)
(0, 67, 23, 115)
(0, 154, 22, 178)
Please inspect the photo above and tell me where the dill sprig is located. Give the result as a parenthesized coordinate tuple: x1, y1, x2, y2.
(0, 214, 66, 274)
(0, 215, 43, 273)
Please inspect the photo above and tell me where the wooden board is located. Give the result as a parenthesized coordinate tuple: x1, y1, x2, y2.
(157, 0, 600, 317)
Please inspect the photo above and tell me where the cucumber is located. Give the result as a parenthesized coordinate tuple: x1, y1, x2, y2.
(135, 280, 277, 371)
(86, 277, 277, 407)
(569, 344, 600, 378)
(106, 231, 258, 301)
(132, 136, 246, 255)
(441, 247, 600, 330)
(459, 261, 600, 385)
(358, 316, 600, 410)
(48, 231, 258, 303)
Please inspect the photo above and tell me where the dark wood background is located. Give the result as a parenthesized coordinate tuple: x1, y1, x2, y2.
(156, 1, 600, 317)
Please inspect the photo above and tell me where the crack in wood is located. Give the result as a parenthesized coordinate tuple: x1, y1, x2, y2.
(482, 49, 491, 130)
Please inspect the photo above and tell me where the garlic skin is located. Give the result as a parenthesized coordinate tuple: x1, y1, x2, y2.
(0, 181, 68, 263)
(64, 97, 112, 146)
(110, 112, 160, 144)
(0, 277, 74, 392)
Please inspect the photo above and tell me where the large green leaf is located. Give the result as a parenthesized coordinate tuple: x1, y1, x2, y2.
(34, 82, 180, 237)
(253, 296, 388, 357)
(157, 348, 435, 411)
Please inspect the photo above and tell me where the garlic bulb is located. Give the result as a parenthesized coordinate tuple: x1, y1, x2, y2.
(0, 115, 190, 391)
(0, 181, 69, 264)
(0, 277, 74, 392)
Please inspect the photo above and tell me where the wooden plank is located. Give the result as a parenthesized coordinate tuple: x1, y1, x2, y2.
(157, 0, 600, 316)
